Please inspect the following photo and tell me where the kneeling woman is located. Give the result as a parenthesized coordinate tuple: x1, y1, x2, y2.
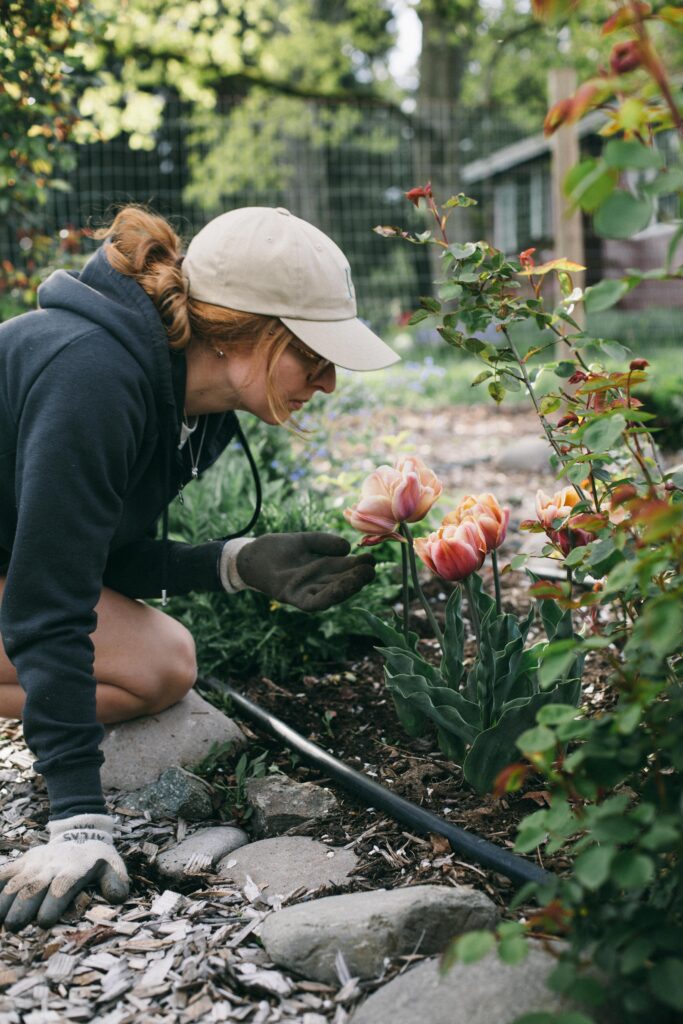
(0, 205, 399, 931)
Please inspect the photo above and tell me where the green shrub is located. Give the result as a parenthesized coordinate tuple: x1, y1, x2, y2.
(164, 415, 404, 684)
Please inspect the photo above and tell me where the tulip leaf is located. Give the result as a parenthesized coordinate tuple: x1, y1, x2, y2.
(386, 672, 482, 745)
(356, 609, 420, 652)
(436, 727, 466, 762)
(464, 690, 566, 793)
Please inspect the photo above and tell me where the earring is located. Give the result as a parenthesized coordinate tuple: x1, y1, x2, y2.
(216, 349, 225, 358)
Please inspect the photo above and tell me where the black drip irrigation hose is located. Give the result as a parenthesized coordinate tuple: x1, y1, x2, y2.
(199, 677, 552, 889)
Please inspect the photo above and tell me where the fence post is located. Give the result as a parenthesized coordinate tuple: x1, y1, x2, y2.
(548, 68, 585, 336)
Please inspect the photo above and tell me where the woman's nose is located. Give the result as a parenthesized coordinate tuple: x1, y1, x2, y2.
(314, 364, 336, 394)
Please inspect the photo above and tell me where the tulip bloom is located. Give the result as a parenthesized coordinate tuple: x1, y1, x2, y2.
(344, 456, 443, 543)
(442, 493, 510, 553)
(414, 520, 487, 582)
(536, 486, 592, 556)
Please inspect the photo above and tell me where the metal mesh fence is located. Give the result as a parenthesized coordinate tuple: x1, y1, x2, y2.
(4, 94, 681, 341)
(2, 96, 532, 331)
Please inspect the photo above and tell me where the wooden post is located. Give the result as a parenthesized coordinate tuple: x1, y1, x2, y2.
(548, 69, 585, 335)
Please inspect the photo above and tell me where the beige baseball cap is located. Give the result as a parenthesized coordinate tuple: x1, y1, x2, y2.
(183, 206, 400, 371)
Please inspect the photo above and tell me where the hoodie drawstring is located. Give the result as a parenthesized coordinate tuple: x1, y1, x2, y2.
(160, 415, 262, 604)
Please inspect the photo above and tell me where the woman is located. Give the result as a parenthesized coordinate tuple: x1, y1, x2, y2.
(0, 205, 399, 932)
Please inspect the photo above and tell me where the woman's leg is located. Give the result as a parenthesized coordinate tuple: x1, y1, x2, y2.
(0, 578, 197, 724)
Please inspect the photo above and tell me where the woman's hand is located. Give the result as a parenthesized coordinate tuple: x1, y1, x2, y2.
(234, 531, 376, 611)
(0, 814, 129, 932)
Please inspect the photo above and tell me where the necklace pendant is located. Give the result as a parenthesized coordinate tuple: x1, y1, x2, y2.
(191, 467, 199, 479)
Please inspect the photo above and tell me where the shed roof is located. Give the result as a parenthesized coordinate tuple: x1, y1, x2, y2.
(461, 110, 605, 184)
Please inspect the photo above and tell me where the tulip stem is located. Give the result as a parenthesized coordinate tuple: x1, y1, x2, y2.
(400, 523, 445, 650)
(464, 577, 481, 649)
(491, 549, 502, 617)
(401, 543, 411, 644)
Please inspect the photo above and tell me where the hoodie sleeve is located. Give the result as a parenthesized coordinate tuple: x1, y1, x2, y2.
(0, 334, 148, 820)
(103, 537, 226, 598)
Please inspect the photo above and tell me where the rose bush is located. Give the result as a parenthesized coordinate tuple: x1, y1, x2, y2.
(374, 3, 682, 1020)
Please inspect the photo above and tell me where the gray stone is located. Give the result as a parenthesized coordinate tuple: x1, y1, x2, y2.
(217, 836, 358, 897)
(494, 436, 554, 473)
(156, 826, 249, 879)
(101, 689, 247, 791)
(120, 766, 213, 821)
(349, 945, 573, 1024)
(260, 884, 498, 984)
(245, 775, 338, 838)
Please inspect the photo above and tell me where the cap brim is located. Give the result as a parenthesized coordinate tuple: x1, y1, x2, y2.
(279, 315, 401, 371)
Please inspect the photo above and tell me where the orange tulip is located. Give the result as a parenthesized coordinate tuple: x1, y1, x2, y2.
(344, 455, 443, 543)
(442, 493, 510, 552)
(414, 520, 487, 582)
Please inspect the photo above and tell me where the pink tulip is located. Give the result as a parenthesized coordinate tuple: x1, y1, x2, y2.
(344, 455, 443, 541)
(536, 486, 592, 556)
(442, 493, 510, 552)
(414, 520, 487, 582)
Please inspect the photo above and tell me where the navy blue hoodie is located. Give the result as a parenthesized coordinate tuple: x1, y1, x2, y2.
(0, 246, 238, 819)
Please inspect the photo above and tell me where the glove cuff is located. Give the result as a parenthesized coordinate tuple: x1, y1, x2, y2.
(219, 538, 254, 593)
(48, 813, 115, 846)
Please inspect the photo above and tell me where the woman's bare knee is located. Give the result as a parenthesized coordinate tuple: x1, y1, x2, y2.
(143, 620, 197, 714)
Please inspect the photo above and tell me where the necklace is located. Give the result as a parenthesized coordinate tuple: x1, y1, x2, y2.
(182, 414, 209, 479)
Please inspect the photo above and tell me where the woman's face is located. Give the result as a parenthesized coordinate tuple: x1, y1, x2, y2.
(184, 336, 337, 421)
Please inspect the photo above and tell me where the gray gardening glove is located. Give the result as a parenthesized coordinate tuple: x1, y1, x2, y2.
(221, 532, 375, 611)
(0, 814, 129, 932)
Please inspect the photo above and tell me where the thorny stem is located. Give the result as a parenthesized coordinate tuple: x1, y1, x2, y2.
(623, 432, 656, 492)
(626, 368, 660, 492)
(502, 327, 590, 505)
(399, 523, 445, 649)
(401, 542, 410, 644)
(588, 470, 602, 513)
(548, 322, 591, 373)
(426, 194, 449, 245)
(491, 549, 502, 617)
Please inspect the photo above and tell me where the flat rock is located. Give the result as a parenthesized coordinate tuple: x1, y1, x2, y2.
(100, 689, 247, 791)
(119, 766, 213, 821)
(217, 836, 358, 897)
(245, 775, 338, 838)
(156, 826, 249, 879)
(260, 884, 498, 984)
(349, 944, 575, 1024)
(494, 436, 554, 473)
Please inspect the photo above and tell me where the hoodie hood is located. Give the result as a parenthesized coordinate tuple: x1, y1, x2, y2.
(38, 244, 178, 423)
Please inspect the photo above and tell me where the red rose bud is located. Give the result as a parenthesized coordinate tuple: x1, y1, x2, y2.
(611, 483, 638, 507)
(405, 182, 433, 207)
(557, 412, 579, 428)
(519, 247, 537, 269)
(629, 358, 649, 371)
(544, 98, 573, 136)
(568, 370, 587, 384)
(610, 40, 642, 74)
